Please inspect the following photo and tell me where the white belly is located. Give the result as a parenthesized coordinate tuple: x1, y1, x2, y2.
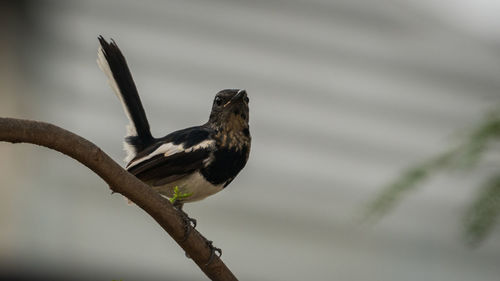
(152, 172, 223, 203)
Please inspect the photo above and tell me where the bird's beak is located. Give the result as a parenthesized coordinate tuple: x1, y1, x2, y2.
(224, 89, 246, 107)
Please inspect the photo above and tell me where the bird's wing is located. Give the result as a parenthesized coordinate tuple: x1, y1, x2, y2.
(126, 126, 215, 186)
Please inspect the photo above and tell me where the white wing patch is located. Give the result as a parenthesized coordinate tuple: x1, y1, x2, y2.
(126, 139, 215, 168)
(126, 142, 183, 168)
(184, 139, 214, 152)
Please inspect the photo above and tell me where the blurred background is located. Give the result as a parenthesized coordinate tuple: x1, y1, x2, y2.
(1, 0, 500, 280)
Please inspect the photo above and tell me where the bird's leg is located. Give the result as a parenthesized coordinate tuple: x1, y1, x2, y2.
(175, 202, 197, 228)
(174, 202, 221, 264)
(174, 202, 197, 241)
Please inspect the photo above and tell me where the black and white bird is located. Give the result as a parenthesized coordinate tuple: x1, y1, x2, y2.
(97, 36, 251, 213)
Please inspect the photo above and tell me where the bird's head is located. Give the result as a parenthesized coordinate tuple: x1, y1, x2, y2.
(208, 89, 250, 134)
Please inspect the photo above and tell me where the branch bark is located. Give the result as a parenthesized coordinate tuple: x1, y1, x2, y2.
(0, 117, 237, 281)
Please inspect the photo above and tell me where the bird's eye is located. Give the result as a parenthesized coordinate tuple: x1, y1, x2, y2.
(215, 96, 222, 106)
(244, 96, 249, 104)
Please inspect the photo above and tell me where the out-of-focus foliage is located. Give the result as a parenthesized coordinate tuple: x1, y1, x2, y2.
(366, 107, 500, 245)
(463, 175, 500, 246)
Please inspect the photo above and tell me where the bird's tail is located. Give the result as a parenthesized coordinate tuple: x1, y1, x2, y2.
(97, 36, 154, 162)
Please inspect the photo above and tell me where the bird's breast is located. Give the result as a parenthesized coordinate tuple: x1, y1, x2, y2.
(201, 145, 250, 187)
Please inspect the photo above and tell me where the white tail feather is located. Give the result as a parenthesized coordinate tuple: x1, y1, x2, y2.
(97, 46, 137, 163)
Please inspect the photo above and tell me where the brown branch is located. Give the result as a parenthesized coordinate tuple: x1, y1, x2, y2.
(0, 117, 237, 281)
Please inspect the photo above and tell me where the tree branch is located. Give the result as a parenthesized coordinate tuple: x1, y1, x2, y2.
(0, 117, 237, 281)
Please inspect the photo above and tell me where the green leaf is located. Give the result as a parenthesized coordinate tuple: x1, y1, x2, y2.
(364, 152, 453, 220)
(463, 175, 500, 246)
(453, 111, 500, 169)
(169, 186, 193, 204)
(363, 107, 500, 235)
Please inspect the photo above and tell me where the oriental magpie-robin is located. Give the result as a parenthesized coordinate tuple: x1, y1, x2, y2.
(97, 37, 251, 220)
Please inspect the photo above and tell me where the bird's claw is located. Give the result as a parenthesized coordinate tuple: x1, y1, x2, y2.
(174, 205, 220, 265)
(178, 210, 197, 242)
(189, 217, 197, 228)
(204, 240, 222, 266)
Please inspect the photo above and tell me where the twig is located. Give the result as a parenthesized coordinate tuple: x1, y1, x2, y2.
(0, 117, 237, 281)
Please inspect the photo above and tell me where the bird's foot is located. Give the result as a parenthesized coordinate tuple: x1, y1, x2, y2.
(204, 240, 222, 266)
(177, 208, 197, 242)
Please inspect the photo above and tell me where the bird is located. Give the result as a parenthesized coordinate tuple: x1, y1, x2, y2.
(96, 36, 251, 239)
